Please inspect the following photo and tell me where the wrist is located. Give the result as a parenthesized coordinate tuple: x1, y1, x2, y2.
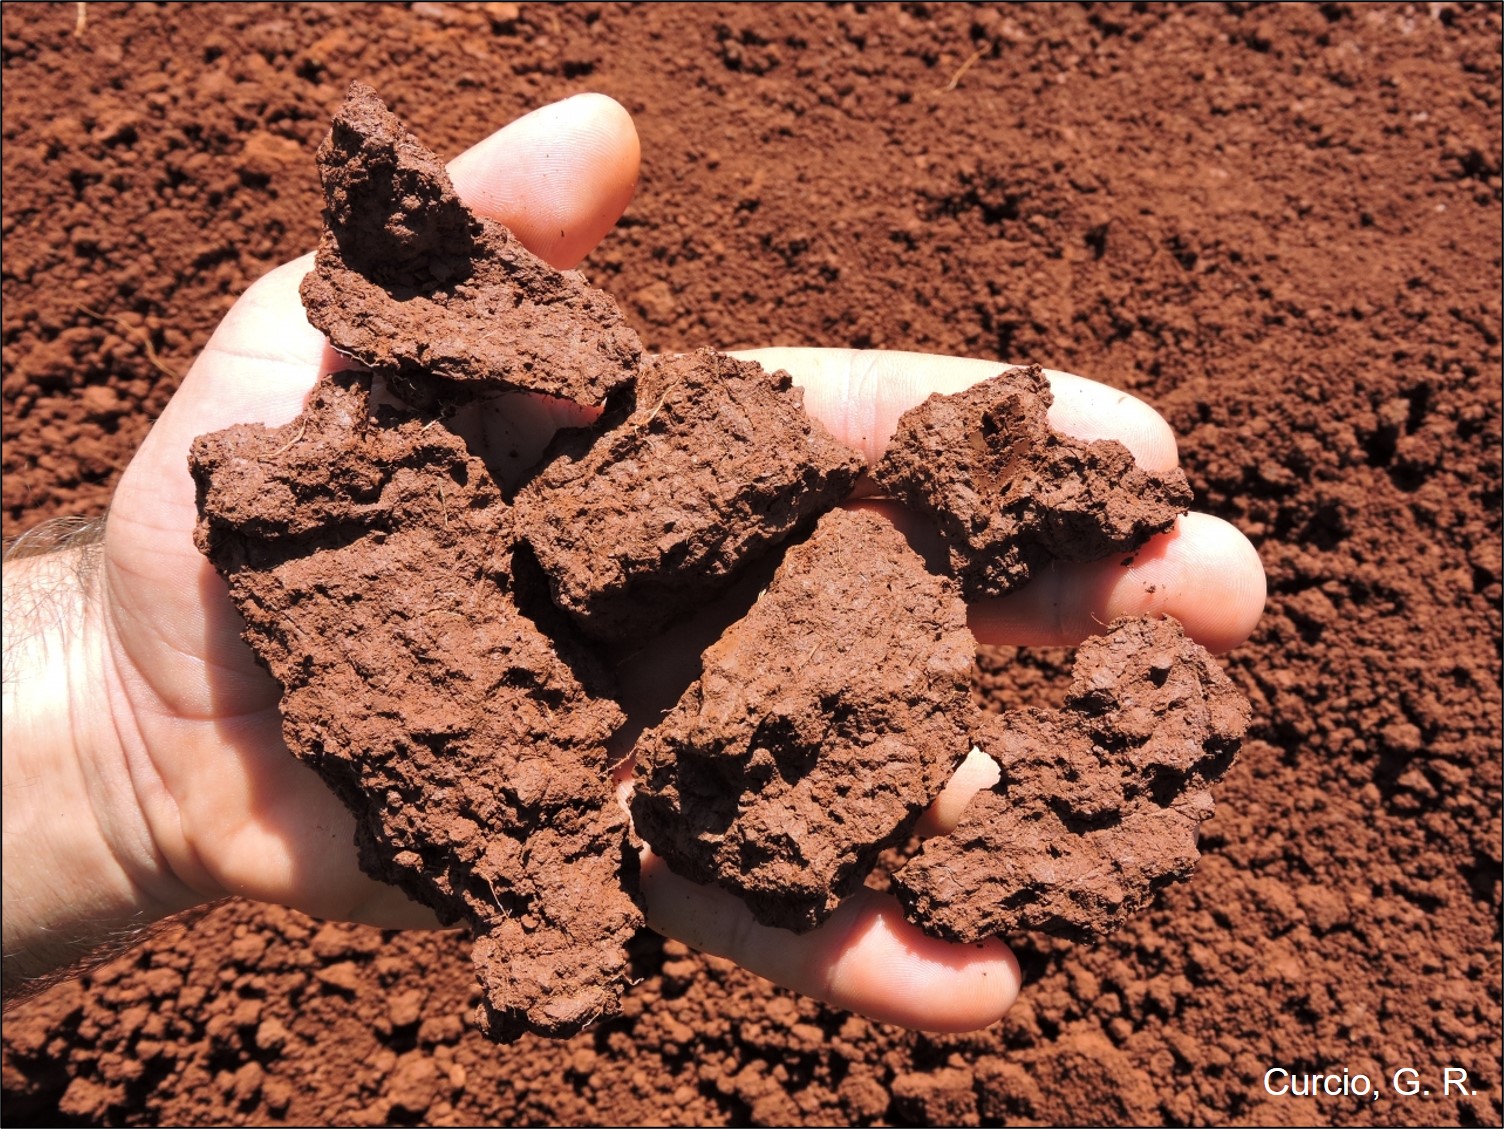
(2, 525, 197, 999)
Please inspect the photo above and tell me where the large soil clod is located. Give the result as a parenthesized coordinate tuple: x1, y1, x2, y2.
(874, 365, 1193, 599)
(190, 372, 642, 1042)
(631, 507, 977, 931)
(892, 614, 1250, 943)
(299, 81, 643, 407)
(514, 348, 866, 644)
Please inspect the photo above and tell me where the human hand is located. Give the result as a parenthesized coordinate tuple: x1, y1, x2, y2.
(2, 95, 1265, 1033)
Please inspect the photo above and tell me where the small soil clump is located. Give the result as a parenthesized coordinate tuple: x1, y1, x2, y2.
(874, 365, 1193, 599)
(514, 348, 865, 644)
(631, 507, 977, 931)
(191, 372, 641, 1042)
(893, 614, 1249, 943)
(299, 81, 642, 406)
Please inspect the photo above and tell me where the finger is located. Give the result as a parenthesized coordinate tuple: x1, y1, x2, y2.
(913, 747, 1001, 838)
(968, 512, 1267, 654)
(729, 348, 1263, 653)
(733, 347, 1179, 471)
(448, 92, 640, 269)
(640, 851, 1020, 1032)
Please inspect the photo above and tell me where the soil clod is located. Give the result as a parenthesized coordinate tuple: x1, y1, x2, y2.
(514, 348, 865, 644)
(191, 85, 1248, 1042)
(874, 365, 1193, 599)
(299, 81, 643, 407)
(893, 614, 1249, 943)
(631, 507, 977, 932)
(191, 372, 641, 1042)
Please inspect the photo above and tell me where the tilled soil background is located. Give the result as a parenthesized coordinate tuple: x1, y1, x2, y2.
(2, 3, 1499, 1126)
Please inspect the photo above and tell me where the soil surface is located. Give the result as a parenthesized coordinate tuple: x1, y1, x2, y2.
(3, 3, 1499, 1127)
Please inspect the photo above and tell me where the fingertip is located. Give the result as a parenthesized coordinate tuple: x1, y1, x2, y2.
(968, 512, 1267, 654)
(446, 92, 640, 268)
(1042, 369, 1180, 472)
(1099, 513, 1266, 654)
(561, 91, 642, 169)
(641, 853, 1021, 1033)
(913, 747, 1000, 838)
(823, 892, 1021, 1032)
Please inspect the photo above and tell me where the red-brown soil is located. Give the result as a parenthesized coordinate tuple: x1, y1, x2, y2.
(515, 347, 864, 643)
(3, 3, 1499, 1126)
(300, 80, 645, 407)
(633, 506, 977, 934)
(190, 369, 642, 1043)
(197, 85, 1224, 1027)
(895, 614, 1248, 945)
(874, 363, 1192, 598)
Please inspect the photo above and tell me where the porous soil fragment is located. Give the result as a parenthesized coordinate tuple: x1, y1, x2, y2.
(874, 365, 1193, 599)
(513, 348, 865, 644)
(893, 615, 1249, 943)
(631, 507, 977, 932)
(190, 372, 642, 1041)
(299, 82, 642, 406)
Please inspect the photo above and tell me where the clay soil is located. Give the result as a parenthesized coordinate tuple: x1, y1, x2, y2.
(3, 3, 1499, 1126)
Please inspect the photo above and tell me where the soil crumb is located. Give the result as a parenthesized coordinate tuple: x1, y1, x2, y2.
(632, 507, 977, 932)
(874, 365, 1192, 598)
(514, 348, 865, 644)
(190, 372, 642, 1042)
(299, 81, 642, 406)
(894, 614, 1249, 943)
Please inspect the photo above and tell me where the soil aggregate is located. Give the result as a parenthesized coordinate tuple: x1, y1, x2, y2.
(2, 4, 1498, 1127)
(632, 506, 977, 933)
(299, 81, 643, 406)
(894, 614, 1249, 944)
(875, 364, 1193, 598)
(514, 347, 866, 644)
(189, 370, 641, 1042)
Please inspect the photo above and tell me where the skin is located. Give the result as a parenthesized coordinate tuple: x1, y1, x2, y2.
(1, 93, 1265, 1031)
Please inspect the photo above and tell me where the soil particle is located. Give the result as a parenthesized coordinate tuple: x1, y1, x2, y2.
(894, 614, 1248, 943)
(874, 365, 1192, 599)
(299, 82, 642, 406)
(632, 507, 976, 932)
(514, 347, 865, 644)
(189, 371, 641, 1041)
